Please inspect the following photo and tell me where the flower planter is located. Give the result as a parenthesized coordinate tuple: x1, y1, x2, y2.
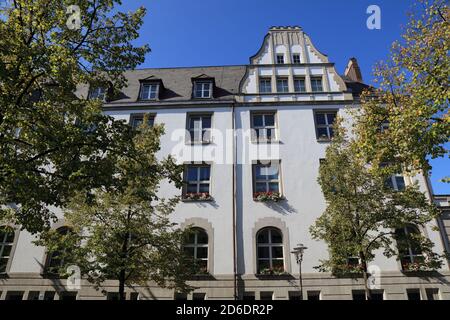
(182, 193, 212, 202)
(253, 192, 284, 202)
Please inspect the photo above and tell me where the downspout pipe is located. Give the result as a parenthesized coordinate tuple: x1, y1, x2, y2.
(231, 102, 238, 300)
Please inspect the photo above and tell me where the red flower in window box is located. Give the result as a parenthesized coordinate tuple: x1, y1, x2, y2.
(183, 192, 212, 201)
(253, 192, 284, 202)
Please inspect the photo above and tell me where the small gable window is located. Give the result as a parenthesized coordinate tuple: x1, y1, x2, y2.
(88, 87, 106, 100)
(194, 81, 213, 99)
(276, 54, 285, 64)
(140, 82, 160, 100)
(292, 54, 301, 64)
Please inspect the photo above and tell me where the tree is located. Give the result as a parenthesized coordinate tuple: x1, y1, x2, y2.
(310, 121, 443, 300)
(37, 119, 196, 300)
(0, 0, 150, 233)
(354, 0, 449, 181)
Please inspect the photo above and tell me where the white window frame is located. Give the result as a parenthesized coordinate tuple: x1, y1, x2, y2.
(187, 114, 212, 144)
(259, 78, 272, 93)
(293, 77, 306, 92)
(315, 111, 337, 141)
(129, 113, 155, 129)
(276, 54, 285, 64)
(194, 81, 212, 98)
(387, 175, 406, 191)
(89, 87, 106, 100)
(253, 162, 281, 194)
(256, 228, 284, 274)
(292, 53, 301, 64)
(251, 112, 277, 142)
(276, 78, 289, 93)
(184, 164, 211, 195)
(140, 83, 159, 100)
(311, 76, 324, 92)
(0, 226, 15, 274)
(184, 228, 208, 272)
(396, 225, 424, 268)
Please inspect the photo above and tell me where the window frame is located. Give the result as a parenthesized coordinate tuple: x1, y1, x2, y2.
(252, 161, 282, 196)
(292, 53, 301, 64)
(129, 113, 155, 129)
(186, 113, 213, 144)
(276, 54, 285, 64)
(293, 77, 306, 93)
(395, 225, 424, 270)
(276, 77, 289, 93)
(251, 111, 278, 143)
(88, 86, 106, 101)
(256, 227, 285, 275)
(183, 228, 209, 274)
(139, 82, 160, 100)
(314, 110, 337, 141)
(44, 226, 72, 275)
(0, 226, 17, 275)
(259, 77, 272, 93)
(193, 81, 213, 99)
(183, 163, 212, 200)
(310, 76, 324, 92)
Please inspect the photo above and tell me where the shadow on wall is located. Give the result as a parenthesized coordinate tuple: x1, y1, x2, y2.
(262, 199, 298, 215)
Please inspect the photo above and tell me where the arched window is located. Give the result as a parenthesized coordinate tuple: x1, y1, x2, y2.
(0, 226, 15, 273)
(395, 225, 424, 270)
(46, 226, 71, 274)
(184, 228, 208, 273)
(256, 227, 284, 274)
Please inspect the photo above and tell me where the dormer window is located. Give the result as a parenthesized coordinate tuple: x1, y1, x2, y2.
(276, 54, 285, 64)
(89, 87, 106, 100)
(194, 81, 212, 99)
(140, 83, 159, 100)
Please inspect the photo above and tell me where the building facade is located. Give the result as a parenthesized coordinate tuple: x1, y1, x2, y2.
(1, 26, 449, 301)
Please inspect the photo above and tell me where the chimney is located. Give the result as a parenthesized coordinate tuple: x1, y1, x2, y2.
(344, 57, 363, 82)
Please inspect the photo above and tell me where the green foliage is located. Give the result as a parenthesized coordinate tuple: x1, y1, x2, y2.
(36, 120, 195, 299)
(0, 0, 150, 233)
(354, 0, 449, 178)
(310, 121, 443, 279)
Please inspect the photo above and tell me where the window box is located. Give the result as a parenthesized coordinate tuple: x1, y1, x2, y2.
(253, 192, 284, 202)
(258, 266, 288, 276)
(182, 192, 213, 202)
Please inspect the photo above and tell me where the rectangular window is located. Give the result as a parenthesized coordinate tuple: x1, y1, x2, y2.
(140, 83, 159, 100)
(194, 81, 212, 98)
(59, 292, 78, 301)
(426, 288, 440, 300)
(276, 78, 289, 93)
(294, 77, 306, 92)
(407, 289, 422, 301)
(307, 291, 321, 301)
(259, 78, 272, 93)
(292, 54, 301, 64)
(184, 164, 211, 198)
(315, 111, 337, 141)
(187, 114, 212, 143)
(88, 87, 106, 100)
(27, 291, 41, 300)
(311, 76, 324, 92)
(174, 292, 188, 300)
(288, 291, 301, 300)
(276, 54, 285, 64)
(130, 114, 155, 129)
(253, 161, 281, 194)
(370, 290, 384, 301)
(260, 292, 274, 300)
(352, 290, 366, 301)
(129, 292, 139, 301)
(5, 291, 24, 301)
(243, 292, 255, 301)
(251, 112, 277, 142)
(193, 293, 206, 301)
(386, 175, 406, 191)
(44, 291, 55, 301)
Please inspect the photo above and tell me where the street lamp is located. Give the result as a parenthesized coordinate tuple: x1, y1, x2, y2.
(291, 243, 308, 300)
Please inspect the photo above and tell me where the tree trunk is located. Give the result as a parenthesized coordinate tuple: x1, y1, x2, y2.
(359, 251, 371, 300)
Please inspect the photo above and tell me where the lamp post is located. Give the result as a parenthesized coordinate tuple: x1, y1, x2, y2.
(291, 243, 308, 300)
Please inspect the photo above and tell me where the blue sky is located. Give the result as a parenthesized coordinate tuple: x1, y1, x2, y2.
(119, 0, 448, 194)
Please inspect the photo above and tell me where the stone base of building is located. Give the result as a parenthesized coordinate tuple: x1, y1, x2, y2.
(1, 271, 450, 300)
